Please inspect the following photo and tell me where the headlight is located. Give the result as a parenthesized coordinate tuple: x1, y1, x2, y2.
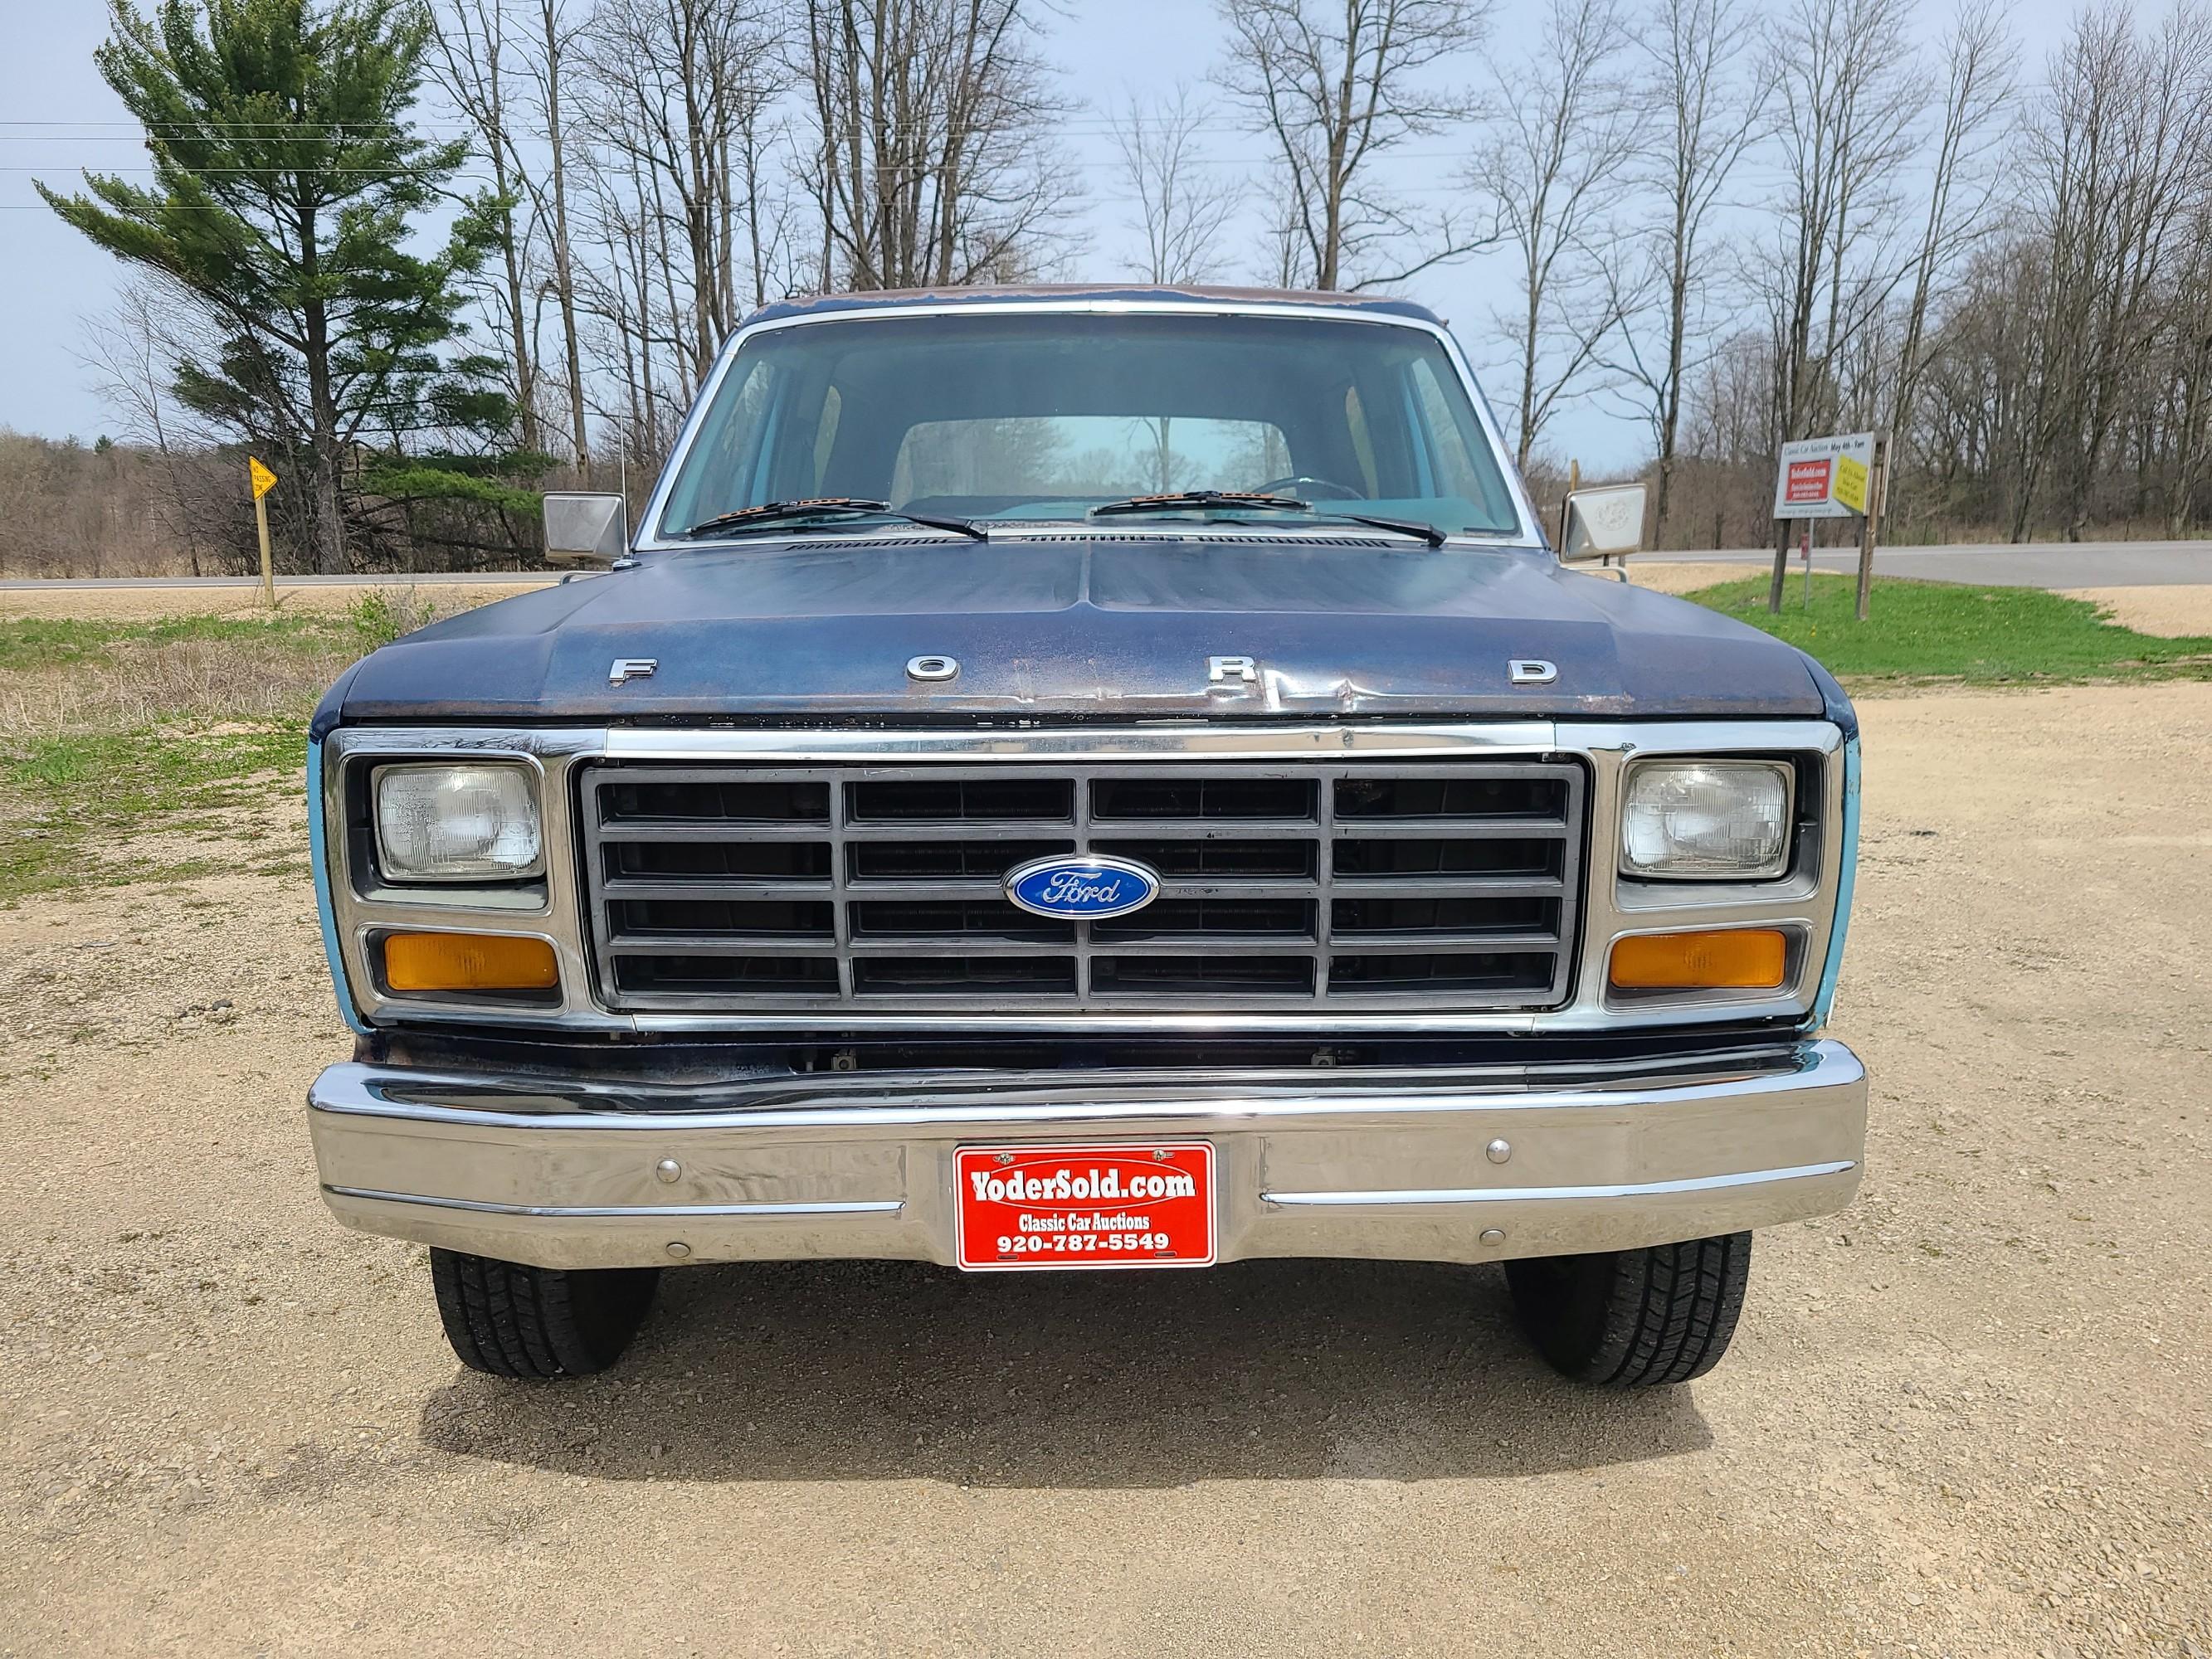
(1620, 761, 1792, 879)
(374, 764, 543, 881)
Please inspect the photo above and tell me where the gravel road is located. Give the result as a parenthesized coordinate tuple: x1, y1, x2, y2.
(2, 684, 2209, 1657)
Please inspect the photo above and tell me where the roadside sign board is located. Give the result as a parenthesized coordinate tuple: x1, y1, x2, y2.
(248, 456, 277, 499)
(1772, 432, 1875, 519)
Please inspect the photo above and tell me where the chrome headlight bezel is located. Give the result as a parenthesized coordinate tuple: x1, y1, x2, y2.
(371, 761, 547, 883)
(1618, 758, 1795, 883)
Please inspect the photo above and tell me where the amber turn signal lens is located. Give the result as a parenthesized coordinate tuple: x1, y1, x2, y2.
(382, 932, 558, 993)
(1609, 928, 1788, 990)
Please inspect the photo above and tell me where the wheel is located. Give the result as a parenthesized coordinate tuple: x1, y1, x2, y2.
(429, 1248, 660, 1379)
(1504, 1232, 1751, 1387)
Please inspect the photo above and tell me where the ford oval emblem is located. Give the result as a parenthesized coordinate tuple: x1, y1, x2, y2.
(1003, 854, 1162, 919)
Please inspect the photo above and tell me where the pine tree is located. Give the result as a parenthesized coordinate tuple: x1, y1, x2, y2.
(40, 0, 504, 572)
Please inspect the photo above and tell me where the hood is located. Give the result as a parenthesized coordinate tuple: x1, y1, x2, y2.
(329, 536, 1828, 728)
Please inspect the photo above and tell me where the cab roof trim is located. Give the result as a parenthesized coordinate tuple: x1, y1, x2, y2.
(738, 285, 1448, 328)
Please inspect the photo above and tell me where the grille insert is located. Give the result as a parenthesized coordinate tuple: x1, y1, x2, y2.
(580, 759, 1585, 1012)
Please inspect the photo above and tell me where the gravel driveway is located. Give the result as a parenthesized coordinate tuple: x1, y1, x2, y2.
(2, 684, 2208, 1657)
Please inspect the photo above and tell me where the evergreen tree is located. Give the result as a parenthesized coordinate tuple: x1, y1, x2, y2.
(40, 0, 504, 572)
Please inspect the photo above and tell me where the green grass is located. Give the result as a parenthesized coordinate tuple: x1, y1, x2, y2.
(0, 592, 429, 673)
(1685, 574, 2212, 684)
(0, 591, 458, 902)
(0, 723, 305, 902)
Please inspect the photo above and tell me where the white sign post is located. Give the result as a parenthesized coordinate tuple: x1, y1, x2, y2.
(1768, 431, 1884, 618)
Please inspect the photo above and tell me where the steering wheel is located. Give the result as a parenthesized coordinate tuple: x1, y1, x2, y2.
(1247, 474, 1368, 502)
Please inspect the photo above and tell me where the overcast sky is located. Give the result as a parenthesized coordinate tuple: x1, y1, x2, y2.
(3, 0, 2086, 469)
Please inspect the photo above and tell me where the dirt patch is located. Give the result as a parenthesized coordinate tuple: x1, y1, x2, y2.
(0, 581, 548, 623)
(1615, 559, 1747, 595)
(3, 684, 2210, 1656)
(2063, 585, 2212, 638)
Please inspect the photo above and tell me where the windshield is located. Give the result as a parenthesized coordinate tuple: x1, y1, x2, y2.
(651, 311, 1526, 540)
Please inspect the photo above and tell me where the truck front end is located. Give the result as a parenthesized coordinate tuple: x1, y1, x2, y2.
(305, 291, 1865, 1384)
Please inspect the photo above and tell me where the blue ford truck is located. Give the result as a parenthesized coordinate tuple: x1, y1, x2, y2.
(305, 287, 1865, 1385)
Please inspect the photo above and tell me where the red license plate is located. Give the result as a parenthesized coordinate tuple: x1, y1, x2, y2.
(953, 1142, 1216, 1271)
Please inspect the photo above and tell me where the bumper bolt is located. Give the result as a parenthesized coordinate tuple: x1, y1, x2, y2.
(665, 1241, 692, 1260)
(1486, 1138, 1512, 1165)
(654, 1158, 682, 1185)
(1479, 1228, 1506, 1246)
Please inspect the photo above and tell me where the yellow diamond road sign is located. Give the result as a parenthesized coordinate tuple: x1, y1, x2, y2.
(248, 456, 277, 499)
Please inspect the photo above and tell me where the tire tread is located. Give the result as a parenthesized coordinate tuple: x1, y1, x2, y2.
(430, 1249, 656, 1379)
(1507, 1231, 1752, 1388)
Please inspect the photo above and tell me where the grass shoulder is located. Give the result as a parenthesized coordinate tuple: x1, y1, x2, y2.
(0, 593, 453, 903)
(0, 722, 306, 904)
(1684, 573, 2212, 685)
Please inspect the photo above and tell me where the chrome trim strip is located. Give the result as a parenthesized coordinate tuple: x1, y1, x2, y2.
(308, 741, 369, 1036)
(1262, 1160, 1857, 1207)
(631, 297, 1548, 551)
(322, 1185, 902, 1220)
(1812, 735, 1861, 1026)
(605, 722, 1562, 761)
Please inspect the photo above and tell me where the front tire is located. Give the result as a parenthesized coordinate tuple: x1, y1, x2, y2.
(430, 1248, 660, 1379)
(1505, 1232, 1752, 1387)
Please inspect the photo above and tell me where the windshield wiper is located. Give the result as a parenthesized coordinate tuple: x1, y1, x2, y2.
(1317, 511, 1449, 548)
(1087, 489, 1448, 548)
(1090, 489, 1309, 517)
(681, 498, 985, 541)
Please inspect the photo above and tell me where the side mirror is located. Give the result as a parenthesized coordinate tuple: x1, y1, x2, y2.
(543, 491, 629, 566)
(1559, 483, 1648, 562)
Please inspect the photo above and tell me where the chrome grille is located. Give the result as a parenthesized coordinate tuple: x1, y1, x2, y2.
(578, 760, 1586, 1013)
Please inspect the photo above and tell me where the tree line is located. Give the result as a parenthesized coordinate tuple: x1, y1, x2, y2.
(6, 0, 2210, 578)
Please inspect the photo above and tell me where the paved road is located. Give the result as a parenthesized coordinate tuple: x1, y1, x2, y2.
(0, 572, 555, 591)
(6, 539, 2210, 591)
(1683, 539, 2212, 586)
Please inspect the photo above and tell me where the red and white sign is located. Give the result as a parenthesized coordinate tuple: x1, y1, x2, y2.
(1783, 458, 1833, 505)
(953, 1142, 1216, 1271)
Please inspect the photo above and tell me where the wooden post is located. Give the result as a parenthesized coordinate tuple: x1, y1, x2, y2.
(247, 455, 278, 606)
(256, 490, 274, 608)
(1854, 432, 1888, 622)
(1767, 513, 1791, 614)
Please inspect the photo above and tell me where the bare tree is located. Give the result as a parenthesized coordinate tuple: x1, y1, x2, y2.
(1607, 0, 1767, 536)
(797, 0, 1079, 291)
(1751, 0, 1925, 604)
(2017, 0, 2212, 540)
(1111, 84, 1242, 285)
(77, 279, 228, 574)
(1468, 0, 1649, 470)
(2166, 197, 2212, 533)
(530, 0, 593, 469)
(430, 0, 543, 455)
(1761, 0, 1927, 450)
(582, 0, 789, 397)
(1887, 0, 2017, 450)
(1215, 0, 1491, 290)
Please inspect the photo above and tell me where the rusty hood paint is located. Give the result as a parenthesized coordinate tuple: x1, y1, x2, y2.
(322, 537, 1836, 732)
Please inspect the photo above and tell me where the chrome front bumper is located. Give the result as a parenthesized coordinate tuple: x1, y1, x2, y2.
(307, 1040, 1867, 1270)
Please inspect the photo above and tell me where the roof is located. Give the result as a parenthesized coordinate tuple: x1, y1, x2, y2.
(740, 284, 1446, 329)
